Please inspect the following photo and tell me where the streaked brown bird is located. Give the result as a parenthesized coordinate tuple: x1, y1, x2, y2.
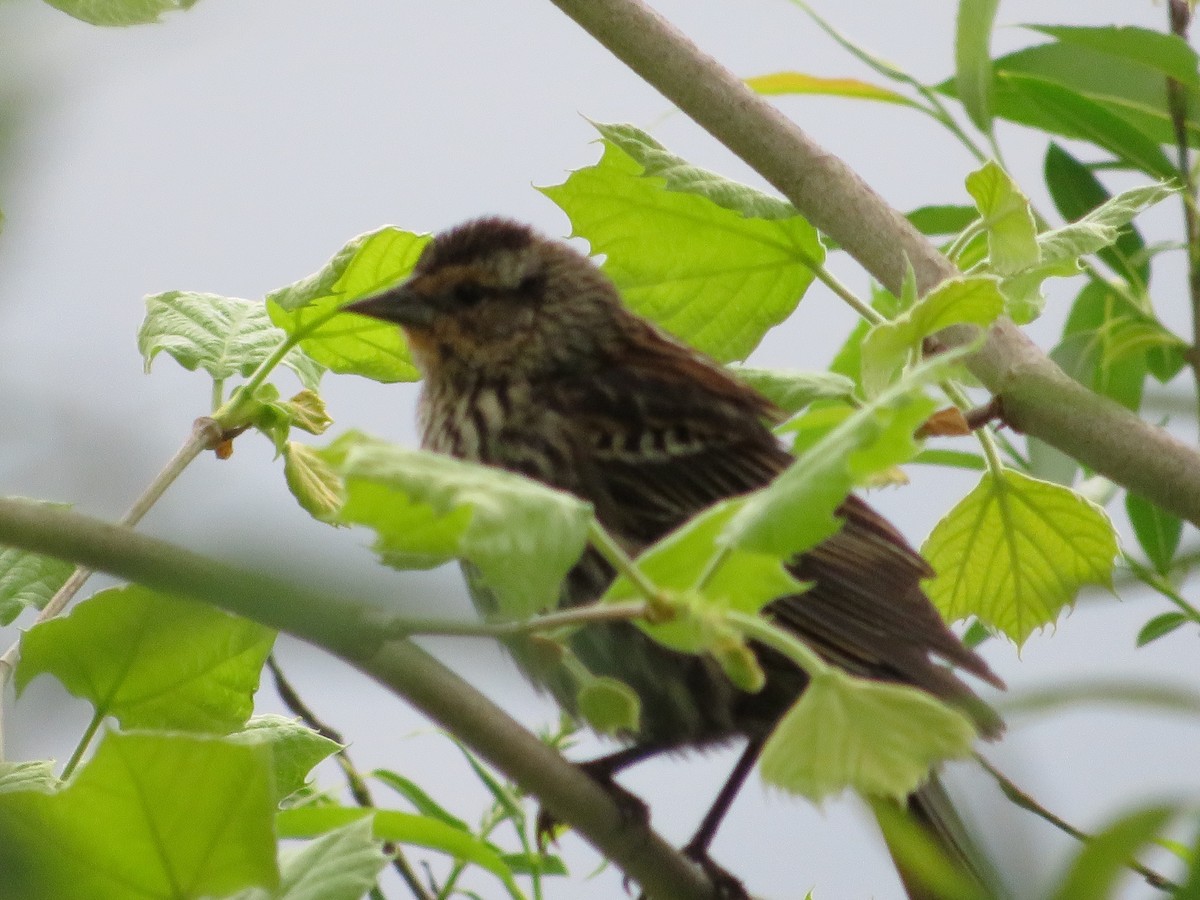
(347, 217, 1004, 899)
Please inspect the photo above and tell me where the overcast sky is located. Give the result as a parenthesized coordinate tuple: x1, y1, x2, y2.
(1, 2, 1197, 898)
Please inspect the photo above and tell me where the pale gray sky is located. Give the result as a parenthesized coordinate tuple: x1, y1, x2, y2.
(1, 2, 1197, 898)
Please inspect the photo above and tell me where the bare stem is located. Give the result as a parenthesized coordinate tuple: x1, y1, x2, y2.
(1166, 1, 1200, 434)
(266, 654, 434, 900)
(975, 754, 1177, 893)
(544, 0, 1200, 530)
(0, 498, 722, 899)
(0, 417, 221, 760)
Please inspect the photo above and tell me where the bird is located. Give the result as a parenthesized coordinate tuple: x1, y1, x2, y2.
(345, 216, 1005, 899)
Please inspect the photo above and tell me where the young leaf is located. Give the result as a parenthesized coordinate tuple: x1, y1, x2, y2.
(0, 760, 59, 795)
(1135, 612, 1189, 648)
(1048, 804, 1176, 900)
(860, 276, 1004, 396)
(577, 675, 642, 735)
(758, 669, 976, 802)
(0, 730, 279, 900)
(542, 129, 823, 362)
(1037, 182, 1176, 267)
(593, 121, 798, 220)
(16, 585, 275, 733)
(318, 432, 592, 619)
(1044, 143, 1150, 289)
(954, 0, 1000, 132)
(230, 716, 342, 802)
(1125, 491, 1182, 576)
(921, 470, 1118, 644)
(745, 72, 917, 107)
(727, 348, 973, 559)
(965, 160, 1038, 276)
(267, 227, 429, 382)
(0, 543, 73, 625)
(728, 367, 856, 414)
(41, 0, 197, 27)
(602, 498, 804, 654)
(284, 441, 347, 521)
(234, 817, 386, 900)
(139, 291, 323, 390)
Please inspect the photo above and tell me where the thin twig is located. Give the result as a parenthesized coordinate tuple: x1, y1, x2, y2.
(0, 417, 221, 760)
(266, 654, 435, 900)
(975, 754, 1178, 893)
(385, 600, 651, 640)
(1166, 1, 1200, 436)
(0, 498, 722, 899)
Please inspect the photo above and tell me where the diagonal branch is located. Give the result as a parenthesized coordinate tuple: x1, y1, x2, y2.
(544, 0, 1200, 528)
(0, 497, 721, 900)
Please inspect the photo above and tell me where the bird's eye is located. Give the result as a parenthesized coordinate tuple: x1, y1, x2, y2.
(453, 282, 485, 308)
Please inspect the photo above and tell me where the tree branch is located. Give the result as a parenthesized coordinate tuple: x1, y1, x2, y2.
(544, 0, 1200, 527)
(0, 497, 721, 900)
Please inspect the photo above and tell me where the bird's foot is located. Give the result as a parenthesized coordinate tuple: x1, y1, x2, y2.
(679, 840, 751, 900)
(631, 842, 750, 900)
(535, 757, 650, 850)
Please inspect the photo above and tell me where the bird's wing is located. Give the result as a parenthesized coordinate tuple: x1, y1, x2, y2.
(538, 331, 1002, 730)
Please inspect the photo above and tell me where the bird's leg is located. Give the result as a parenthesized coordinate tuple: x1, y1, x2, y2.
(536, 744, 658, 849)
(673, 738, 765, 900)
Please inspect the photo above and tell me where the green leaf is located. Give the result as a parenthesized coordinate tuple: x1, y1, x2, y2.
(318, 432, 592, 618)
(0, 761, 59, 795)
(1037, 182, 1176, 267)
(942, 39, 1200, 150)
(730, 367, 856, 414)
(593, 121, 799, 220)
(16, 585, 275, 733)
(1044, 143, 1150, 289)
(1054, 281, 1185, 412)
(371, 769, 471, 832)
(965, 161, 1039, 276)
(0, 542, 73, 625)
(542, 128, 823, 362)
(230, 716, 342, 802)
(233, 817, 386, 900)
(603, 499, 804, 654)
(955, 0, 1000, 132)
(1049, 804, 1176, 900)
(277, 807, 524, 899)
(999, 73, 1177, 180)
(759, 668, 976, 802)
(1125, 492, 1182, 576)
(139, 291, 323, 391)
(0, 730, 278, 900)
(994, 180, 1173, 325)
(1136, 612, 1190, 648)
(267, 227, 429, 382)
(922, 470, 1118, 644)
(41, 0, 198, 26)
(727, 349, 971, 559)
(1025, 25, 1200, 91)
(860, 276, 1004, 396)
(577, 675, 642, 735)
(906, 204, 980, 237)
(284, 441, 347, 521)
(745, 72, 918, 107)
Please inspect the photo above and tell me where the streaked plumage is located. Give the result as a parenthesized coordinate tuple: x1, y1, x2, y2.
(347, 216, 1003, 897)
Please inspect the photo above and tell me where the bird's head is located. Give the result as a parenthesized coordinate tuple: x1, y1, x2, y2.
(345, 217, 627, 381)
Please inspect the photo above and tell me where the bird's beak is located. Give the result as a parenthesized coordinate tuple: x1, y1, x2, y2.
(343, 282, 437, 328)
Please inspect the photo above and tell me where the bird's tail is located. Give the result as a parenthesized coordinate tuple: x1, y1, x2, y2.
(871, 772, 1005, 900)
